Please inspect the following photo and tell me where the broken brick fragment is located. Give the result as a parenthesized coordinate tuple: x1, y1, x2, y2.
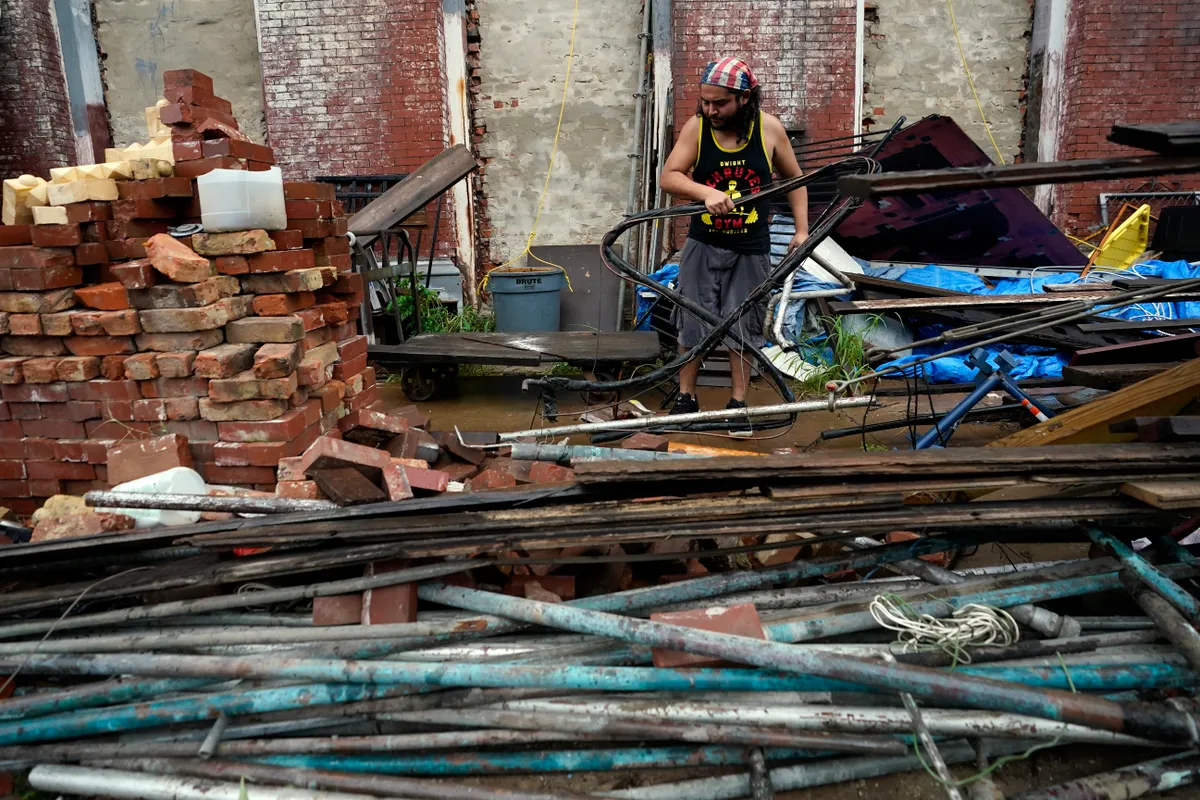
(649, 603, 766, 668)
(106, 434, 193, 486)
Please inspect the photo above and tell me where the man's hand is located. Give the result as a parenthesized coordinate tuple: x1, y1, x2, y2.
(703, 188, 736, 216)
(788, 231, 810, 252)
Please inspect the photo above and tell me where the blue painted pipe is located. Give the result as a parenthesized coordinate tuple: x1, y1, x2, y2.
(959, 662, 1194, 692)
(257, 746, 818, 775)
(995, 371, 1055, 420)
(765, 567, 1168, 642)
(915, 371, 1001, 449)
(573, 530, 988, 614)
(0, 678, 216, 721)
(1087, 528, 1200, 625)
(0, 660, 1191, 746)
(0, 682, 399, 746)
(417, 583, 1198, 741)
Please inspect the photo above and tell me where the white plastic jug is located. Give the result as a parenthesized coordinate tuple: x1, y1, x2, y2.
(197, 166, 288, 232)
(112, 466, 208, 529)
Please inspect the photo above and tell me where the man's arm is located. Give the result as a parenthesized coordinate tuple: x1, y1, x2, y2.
(660, 116, 735, 215)
(765, 115, 809, 249)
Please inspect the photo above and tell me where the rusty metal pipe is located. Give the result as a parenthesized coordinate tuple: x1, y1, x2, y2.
(0, 729, 600, 765)
(1009, 749, 1200, 800)
(1088, 527, 1200, 626)
(0, 559, 483, 640)
(496, 698, 1159, 746)
(1124, 574, 1200, 675)
(27, 764, 379, 800)
(417, 583, 1200, 743)
(848, 537, 1081, 638)
(608, 738, 1051, 800)
(748, 747, 773, 800)
(98, 757, 610, 800)
(0, 621, 493, 654)
(85, 491, 337, 514)
(383, 707, 904, 754)
(498, 397, 872, 440)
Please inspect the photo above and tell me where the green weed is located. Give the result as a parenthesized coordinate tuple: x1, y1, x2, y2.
(390, 282, 495, 337)
(788, 314, 884, 397)
(547, 362, 584, 377)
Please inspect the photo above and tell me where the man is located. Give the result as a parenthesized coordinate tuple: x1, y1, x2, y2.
(660, 57, 808, 432)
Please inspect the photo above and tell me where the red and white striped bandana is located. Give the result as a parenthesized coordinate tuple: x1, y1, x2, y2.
(700, 58, 758, 91)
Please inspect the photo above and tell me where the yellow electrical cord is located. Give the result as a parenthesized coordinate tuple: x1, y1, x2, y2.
(946, 0, 1007, 165)
(479, 0, 578, 294)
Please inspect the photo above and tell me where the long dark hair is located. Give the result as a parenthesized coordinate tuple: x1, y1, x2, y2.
(696, 86, 762, 145)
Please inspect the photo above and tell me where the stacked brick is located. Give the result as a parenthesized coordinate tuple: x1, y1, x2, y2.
(0, 69, 374, 515)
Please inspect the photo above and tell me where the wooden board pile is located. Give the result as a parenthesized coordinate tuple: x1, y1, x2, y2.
(0, 68, 378, 515)
(1, 442, 1200, 797)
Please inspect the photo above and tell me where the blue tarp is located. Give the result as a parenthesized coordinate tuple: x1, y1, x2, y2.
(634, 264, 679, 331)
(635, 258, 1200, 383)
(873, 260, 1200, 382)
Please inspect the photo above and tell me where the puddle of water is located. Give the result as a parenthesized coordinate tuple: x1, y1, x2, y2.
(372, 376, 1014, 452)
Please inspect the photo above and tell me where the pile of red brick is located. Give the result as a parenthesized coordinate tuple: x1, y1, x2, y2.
(0, 69, 377, 515)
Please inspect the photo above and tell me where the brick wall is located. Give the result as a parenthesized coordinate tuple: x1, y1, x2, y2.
(672, 0, 859, 143)
(0, 0, 77, 178)
(668, 0, 858, 247)
(257, 0, 456, 256)
(1051, 0, 1200, 234)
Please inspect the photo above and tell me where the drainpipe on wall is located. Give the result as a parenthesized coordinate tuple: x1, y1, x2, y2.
(854, 0, 865, 136)
(1032, 0, 1070, 216)
(617, 0, 653, 332)
(52, 0, 108, 164)
(443, 0, 477, 304)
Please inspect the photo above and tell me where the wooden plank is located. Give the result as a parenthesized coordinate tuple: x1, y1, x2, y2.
(369, 337, 543, 366)
(838, 153, 1200, 198)
(1120, 480, 1200, 510)
(848, 273, 969, 298)
(1070, 332, 1200, 366)
(348, 146, 477, 235)
(1109, 122, 1200, 157)
(1061, 362, 1181, 390)
(1079, 318, 1200, 333)
(573, 442, 1200, 485)
(905, 307, 1135, 351)
(989, 358, 1200, 447)
(1146, 417, 1200, 443)
(369, 332, 660, 366)
(1110, 416, 1200, 443)
(667, 442, 765, 457)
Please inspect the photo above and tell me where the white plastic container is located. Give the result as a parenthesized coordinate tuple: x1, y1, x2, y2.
(111, 466, 208, 529)
(197, 166, 287, 232)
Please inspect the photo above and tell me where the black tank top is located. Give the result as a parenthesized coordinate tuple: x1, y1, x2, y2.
(686, 111, 773, 254)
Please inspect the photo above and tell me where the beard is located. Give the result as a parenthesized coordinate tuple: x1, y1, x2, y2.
(697, 93, 758, 143)
(706, 112, 732, 129)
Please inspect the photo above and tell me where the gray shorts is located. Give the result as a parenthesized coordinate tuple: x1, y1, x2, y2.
(674, 238, 770, 349)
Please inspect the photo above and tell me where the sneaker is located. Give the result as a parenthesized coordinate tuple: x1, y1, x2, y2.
(671, 392, 700, 416)
(726, 398, 753, 438)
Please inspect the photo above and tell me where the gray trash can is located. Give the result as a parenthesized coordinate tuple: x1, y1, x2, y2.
(487, 266, 566, 333)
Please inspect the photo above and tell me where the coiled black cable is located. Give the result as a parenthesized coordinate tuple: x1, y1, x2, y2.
(524, 156, 881, 430)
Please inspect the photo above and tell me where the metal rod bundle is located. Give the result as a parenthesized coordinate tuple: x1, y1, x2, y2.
(3, 468, 1200, 800)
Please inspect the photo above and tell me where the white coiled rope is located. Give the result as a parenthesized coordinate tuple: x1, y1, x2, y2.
(869, 593, 1020, 664)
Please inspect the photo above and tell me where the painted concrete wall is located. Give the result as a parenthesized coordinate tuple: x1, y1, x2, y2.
(475, 0, 641, 263)
(863, 0, 1029, 165)
(95, 0, 265, 147)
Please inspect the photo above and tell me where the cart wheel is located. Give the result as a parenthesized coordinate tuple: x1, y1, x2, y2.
(583, 365, 620, 406)
(400, 365, 457, 402)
